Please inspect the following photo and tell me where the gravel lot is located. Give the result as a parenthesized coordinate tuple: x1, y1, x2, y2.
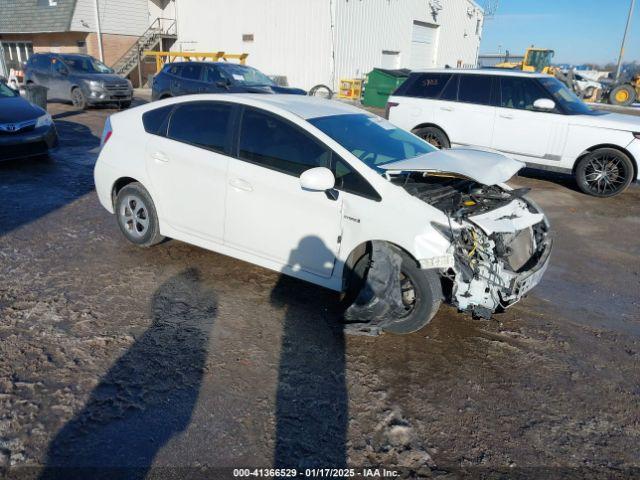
(0, 96, 639, 479)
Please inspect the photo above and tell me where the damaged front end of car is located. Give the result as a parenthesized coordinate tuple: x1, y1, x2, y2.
(384, 148, 553, 319)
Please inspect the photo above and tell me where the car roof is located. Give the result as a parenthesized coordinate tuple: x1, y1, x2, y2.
(148, 93, 369, 120)
(233, 94, 368, 119)
(164, 61, 252, 68)
(410, 68, 548, 78)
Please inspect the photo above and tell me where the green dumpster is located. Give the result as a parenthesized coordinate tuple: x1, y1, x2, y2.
(362, 68, 411, 108)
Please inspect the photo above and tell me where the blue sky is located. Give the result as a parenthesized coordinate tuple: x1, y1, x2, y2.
(480, 0, 640, 65)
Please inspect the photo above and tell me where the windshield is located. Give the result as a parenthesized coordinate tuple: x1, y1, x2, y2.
(218, 64, 275, 87)
(538, 77, 600, 115)
(0, 82, 17, 98)
(61, 55, 113, 74)
(309, 114, 436, 171)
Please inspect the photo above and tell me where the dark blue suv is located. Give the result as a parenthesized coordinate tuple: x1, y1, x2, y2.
(151, 62, 306, 100)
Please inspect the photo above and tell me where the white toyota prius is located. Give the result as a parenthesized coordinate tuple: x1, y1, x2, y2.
(94, 94, 552, 334)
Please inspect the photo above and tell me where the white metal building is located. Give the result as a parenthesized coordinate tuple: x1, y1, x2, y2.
(171, 0, 484, 90)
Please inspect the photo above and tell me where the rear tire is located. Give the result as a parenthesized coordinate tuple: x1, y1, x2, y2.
(382, 251, 442, 335)
(412, 126, 450, 149)
(609, 85, 636, 106)
(575, 148, 634, 197)
(115, 182, 164, 247)
(71, 87, 87, 110)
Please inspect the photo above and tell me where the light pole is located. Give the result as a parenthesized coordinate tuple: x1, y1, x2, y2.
(615, 0, 636, 81)
(94, 0, 104, 62)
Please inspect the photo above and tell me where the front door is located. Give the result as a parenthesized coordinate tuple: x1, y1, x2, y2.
(224, 107, 342, 278)
(492, 76, 568, 161)
(49, 57, 70, 100)
(145, 101, 233, 242)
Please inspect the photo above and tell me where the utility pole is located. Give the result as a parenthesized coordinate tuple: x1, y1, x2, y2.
(94, 0, 104, 62)
(615, 0, 636, 81)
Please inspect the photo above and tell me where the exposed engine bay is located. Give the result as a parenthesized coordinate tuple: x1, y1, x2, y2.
(393, 173, 552, 319)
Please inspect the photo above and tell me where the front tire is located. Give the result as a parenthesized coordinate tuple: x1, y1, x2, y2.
(115, 182, 164, 247)
(412, 126, 450, 149)
(382, 251, 443, 335)
(575, 148, 634, 197)
(71, 87, 87, 110)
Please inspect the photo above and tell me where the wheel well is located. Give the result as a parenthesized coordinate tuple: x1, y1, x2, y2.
(574, 144, 638, 179)
(342, 241, 420, 290)
(411, 123, 450, 142)
(111, 177, 139, 208)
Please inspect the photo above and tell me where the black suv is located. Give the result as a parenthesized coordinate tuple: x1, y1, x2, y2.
(151, 62, 306, 101)
(24, 53, 133, 109)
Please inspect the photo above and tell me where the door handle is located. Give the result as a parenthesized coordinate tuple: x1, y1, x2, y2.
(152, 151, 169, 163)
(499, 114, 514, 119)
(440, 106, 454, 111)
(229, 178, 253, 192)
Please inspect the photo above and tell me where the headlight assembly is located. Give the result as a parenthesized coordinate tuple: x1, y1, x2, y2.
(85, 80, 105, 91)
(35, 113, 53, 128)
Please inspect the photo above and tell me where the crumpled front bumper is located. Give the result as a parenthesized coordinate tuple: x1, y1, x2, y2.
(503, 235, 553, 303)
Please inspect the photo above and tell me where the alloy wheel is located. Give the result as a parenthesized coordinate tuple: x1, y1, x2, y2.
(423, 133, 442, 149)
(583, 153, 629, 196)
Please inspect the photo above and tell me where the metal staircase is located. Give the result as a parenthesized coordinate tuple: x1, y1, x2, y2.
(112, 17, 176, 78)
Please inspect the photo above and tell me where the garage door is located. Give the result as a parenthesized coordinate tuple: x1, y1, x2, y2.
(410, 21, 438, 70)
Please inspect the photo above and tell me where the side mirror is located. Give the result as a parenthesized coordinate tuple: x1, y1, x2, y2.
(533, 98, 555, 111)
(299, 167, 335, 192)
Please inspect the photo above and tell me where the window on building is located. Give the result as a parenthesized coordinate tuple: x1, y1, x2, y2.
(168, 102, 232, 153)
(239, 108, 330, 176)
(458, 74, 492, 105)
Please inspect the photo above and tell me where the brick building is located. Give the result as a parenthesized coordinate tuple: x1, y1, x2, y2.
(0, 0, 176, 85)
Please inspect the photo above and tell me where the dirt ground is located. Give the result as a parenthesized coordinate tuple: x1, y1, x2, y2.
(0, 96, 639, 480)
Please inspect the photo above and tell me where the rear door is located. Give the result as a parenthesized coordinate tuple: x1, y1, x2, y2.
(445, 74, 497, 148)
(145, 101, 234, 242)
(49, 57, 70, 100)
(492, 76, 568, 161)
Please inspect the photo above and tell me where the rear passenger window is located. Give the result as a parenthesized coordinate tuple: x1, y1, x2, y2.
(239, 109, 330, 176)
(439, 74, 459, 101)
(142, 105, 173, 136)
(168, 102, 232, 153)
(333, 157, 381, 201)
(458, 75, 493, 105)
(204, 66, 224, 83)
(396, 73, 452, 98)
(180, 64, 202, 80)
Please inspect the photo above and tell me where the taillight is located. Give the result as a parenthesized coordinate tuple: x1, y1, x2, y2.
(100, 117, 112, 147)
(384, 101, 399, 119)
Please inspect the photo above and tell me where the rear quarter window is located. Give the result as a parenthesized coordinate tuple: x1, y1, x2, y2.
(393, 73, 452, 99)
(142, 105, 174, 136)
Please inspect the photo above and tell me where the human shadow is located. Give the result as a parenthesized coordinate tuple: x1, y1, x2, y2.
(0, 119, 100, 236)
(271, 236, 348, 469)
(39, 268, 217, 480)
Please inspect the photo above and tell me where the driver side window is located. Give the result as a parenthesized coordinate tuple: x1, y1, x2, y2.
(238, 108, 330, 176)
(499, 77, 552, 111)
(52, 59, 67, 75)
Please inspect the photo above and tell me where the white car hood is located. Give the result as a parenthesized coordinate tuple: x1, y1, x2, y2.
(572, 111, 640, 131)
(380, 147, 524, 186)
(468, 200, 544, 234)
